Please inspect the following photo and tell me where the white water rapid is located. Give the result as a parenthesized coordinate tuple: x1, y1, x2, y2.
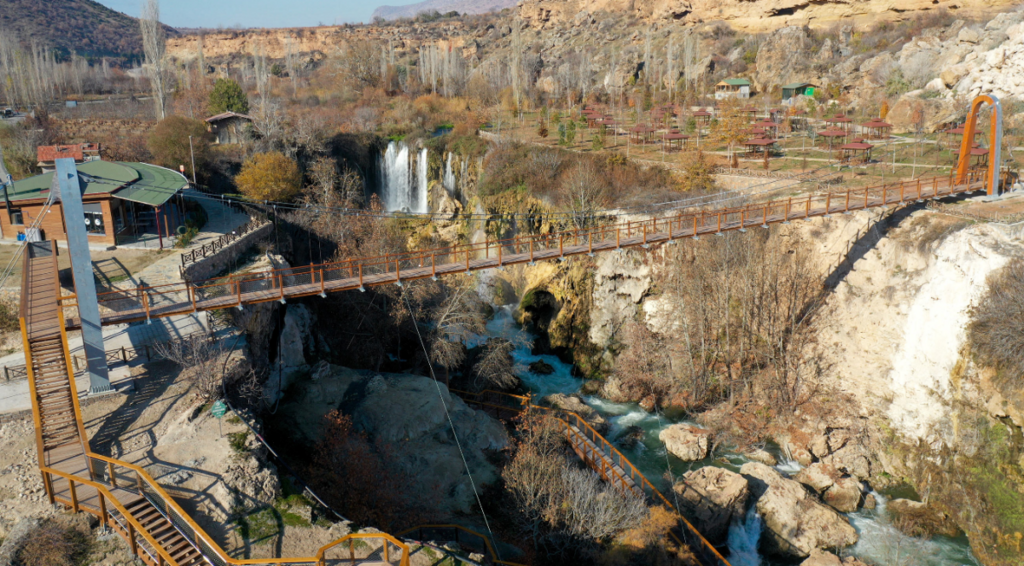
(473, 304, 980, 566)
(378, 141, 429, 213)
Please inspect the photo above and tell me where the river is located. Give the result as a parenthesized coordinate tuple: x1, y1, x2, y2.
(480, 306, 980, 566)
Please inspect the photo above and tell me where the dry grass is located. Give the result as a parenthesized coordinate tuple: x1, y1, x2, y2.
(0, 244, 172, 287)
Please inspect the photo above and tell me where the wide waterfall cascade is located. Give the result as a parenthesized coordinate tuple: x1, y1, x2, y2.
(378, 141, 429, 213)
(727, 507, 763, 566)
(443, 152, 456, 195)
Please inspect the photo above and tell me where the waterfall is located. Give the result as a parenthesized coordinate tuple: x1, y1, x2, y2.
(417, 148, 428, 214)
(378, 141, 429, 214)
(727, 507, 763, 566)
(443, 152, 456, 195)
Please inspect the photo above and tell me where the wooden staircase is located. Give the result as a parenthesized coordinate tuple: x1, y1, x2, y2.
(116, 498, 206, 566)
(30, 336, 82, 451)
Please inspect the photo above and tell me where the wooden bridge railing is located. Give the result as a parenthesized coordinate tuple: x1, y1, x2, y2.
(57, 171, 986, 330)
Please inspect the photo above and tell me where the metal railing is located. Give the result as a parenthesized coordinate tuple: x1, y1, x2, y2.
(397, 524, 527, 566)
(180, 215, 268, 268)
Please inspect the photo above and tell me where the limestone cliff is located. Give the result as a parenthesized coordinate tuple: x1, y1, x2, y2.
(517, 0, 1015, 32)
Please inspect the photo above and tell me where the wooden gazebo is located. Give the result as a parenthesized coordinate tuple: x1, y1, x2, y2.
(840, 139, 874, 164)
(944, 125, 986, 150)
(662, 130, 689, 152)
(818, 128, 848, 150)
(825, 113, 854, 132)
(953, 144, 990, 168)
(693, 109, 713, 126)
(629, 124, 656, 145)
(860, 119, 893, 140)
(753, 119, 781, 138)
(743, 137, 777, 157)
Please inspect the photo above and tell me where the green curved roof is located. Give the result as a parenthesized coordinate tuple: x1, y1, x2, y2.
(3, 161, 187, 207)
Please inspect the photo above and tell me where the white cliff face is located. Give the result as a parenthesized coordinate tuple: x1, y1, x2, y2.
(885, 226, 1009, 438)
(818, 211, 1019, 440)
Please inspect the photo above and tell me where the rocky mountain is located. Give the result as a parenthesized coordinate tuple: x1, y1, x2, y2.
(372, 0, 519, 21)
(0, 0, 171, 59)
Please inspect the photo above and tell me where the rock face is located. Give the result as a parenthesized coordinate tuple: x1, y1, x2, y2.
(659, 424, 712, 461)
(741, 463, 858, 558)
(754, 26, 814, 91)
(794, 462, 864, 512)
(542, 393, 608, 432)
(674, 467, 749, 542)
(351, 374, 509, 513)
(887, 499, 963, 538)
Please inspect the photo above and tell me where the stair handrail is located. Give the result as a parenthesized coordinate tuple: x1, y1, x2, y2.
(396, 524, 527, 566)
(82, 453, 407, 566)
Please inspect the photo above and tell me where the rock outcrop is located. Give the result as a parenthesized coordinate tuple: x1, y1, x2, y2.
(351, 374, 509, 513)
(741, 463, 858, 558)
(794, 463, 864, 512)
(659, 424, 712, 461)
(887, 498, 963, 538)
(800, 549, 870, 566)
(674, 467, 749, 542)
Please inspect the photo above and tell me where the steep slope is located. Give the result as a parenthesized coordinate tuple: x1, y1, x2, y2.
(0, 0, 170, 59)
(372, 0, 519, 20)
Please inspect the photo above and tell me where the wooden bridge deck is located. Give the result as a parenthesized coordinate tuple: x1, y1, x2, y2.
(61, 176, 985, 331)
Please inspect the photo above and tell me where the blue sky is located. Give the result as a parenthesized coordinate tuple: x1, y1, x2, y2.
(95, 0, 412, 28)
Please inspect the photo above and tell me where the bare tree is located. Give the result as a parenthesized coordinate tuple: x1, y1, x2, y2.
(140, 0, 167, 119)
(559, 160, 609, 229)
(153, 334, 224, 400)
(430, 278, 486, 372)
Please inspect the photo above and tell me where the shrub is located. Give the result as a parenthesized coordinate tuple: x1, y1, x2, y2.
(969, 259, 1024, 376)
(147, 116, 211, 174)
(17, 520, 90, 566)
(236, 152, 302, 201)
(208, 78, 250, 115)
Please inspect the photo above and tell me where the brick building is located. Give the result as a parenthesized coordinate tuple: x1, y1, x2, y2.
(37, 143, 102, 172)
(0, 161, 189, 248)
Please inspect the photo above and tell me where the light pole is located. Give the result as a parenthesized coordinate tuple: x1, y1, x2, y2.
(188, 135, 197, 185)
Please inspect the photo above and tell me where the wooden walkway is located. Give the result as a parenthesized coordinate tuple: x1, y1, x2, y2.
(60, 174, 985, 330)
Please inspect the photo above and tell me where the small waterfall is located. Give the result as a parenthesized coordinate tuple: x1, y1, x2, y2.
(417, 148, 428, 214)
(443, 152, 456, 195)
(378, 141, 429, 214)
(727, 507, 763, 566)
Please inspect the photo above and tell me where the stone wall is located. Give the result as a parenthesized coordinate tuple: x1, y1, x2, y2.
(180, 223, 273, 282)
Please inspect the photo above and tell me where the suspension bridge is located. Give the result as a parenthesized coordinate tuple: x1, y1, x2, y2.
(15, 96, 1005, 566)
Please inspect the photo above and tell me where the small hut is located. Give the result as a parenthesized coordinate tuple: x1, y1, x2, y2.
(840, 140, 874, 164)
(860, 119, 893, 140)
(662, 130, 690, 152)
(953, 144, 990, 168)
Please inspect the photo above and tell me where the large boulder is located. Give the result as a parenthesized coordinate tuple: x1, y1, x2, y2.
(887, 95, 963, 134)
(795, 463, 864, 513)
(741, 463, 858, 558)
(542, 393, 608, 433)
(659, 424, 712, 461)
(674, 467, 749, 542)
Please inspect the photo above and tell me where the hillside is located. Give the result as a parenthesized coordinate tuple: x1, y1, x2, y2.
(0, 0, 168, 59)
(372, 0, 519, 20)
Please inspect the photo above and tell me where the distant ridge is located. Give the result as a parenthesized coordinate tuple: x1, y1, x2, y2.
(372, 0, 519, 21)
(0, 0, 176, 59)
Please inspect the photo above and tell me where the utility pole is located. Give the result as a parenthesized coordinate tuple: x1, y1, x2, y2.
(188, 135, 197, 185)
(53, 159, 111, 394)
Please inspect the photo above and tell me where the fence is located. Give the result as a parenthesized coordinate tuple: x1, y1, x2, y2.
(2, 327, 226, 384)
(180, 215, 269, 268)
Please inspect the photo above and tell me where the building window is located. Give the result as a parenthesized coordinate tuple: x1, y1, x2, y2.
(84, 211, 105, 234)
(10, 209, 23, 225)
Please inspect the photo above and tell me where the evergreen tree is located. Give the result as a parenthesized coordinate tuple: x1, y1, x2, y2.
(208, 78, 249, 114)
